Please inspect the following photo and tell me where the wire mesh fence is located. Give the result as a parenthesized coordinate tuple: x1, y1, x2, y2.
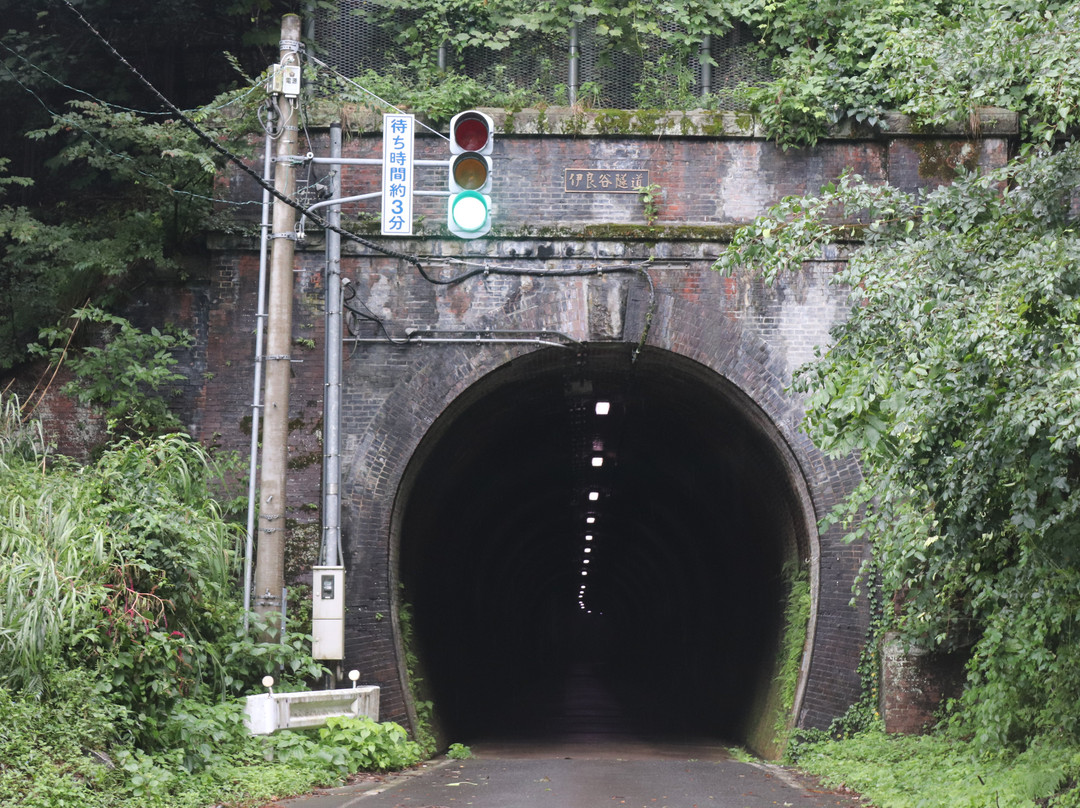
(313, 2, 771, 110)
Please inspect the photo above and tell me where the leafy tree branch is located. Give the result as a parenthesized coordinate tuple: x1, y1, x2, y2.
(716, 141, 1080, 747)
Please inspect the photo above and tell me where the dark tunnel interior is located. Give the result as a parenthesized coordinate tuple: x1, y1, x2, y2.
(397, 345, 810, 748)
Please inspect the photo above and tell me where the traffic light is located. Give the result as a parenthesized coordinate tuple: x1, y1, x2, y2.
(448, 110, 493, 238)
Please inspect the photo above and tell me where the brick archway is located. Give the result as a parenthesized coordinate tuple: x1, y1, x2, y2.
(342, 336, 866, 755)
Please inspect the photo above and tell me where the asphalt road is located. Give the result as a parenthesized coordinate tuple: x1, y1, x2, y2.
(270, 745, 864, 808)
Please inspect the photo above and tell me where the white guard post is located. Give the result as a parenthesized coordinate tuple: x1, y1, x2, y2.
(244, 672, 379, 735)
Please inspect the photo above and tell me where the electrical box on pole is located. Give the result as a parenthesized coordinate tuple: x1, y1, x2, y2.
(266, 64, 301, 98)
(312, 566, 345, 659)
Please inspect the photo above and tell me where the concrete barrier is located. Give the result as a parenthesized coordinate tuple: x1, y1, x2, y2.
(244, 685, 380, 735)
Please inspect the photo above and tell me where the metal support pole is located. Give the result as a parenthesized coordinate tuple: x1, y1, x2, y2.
(322, 123, 343, 568)
(568, 24, 579, 107)
(303, 2, 315, 43)
(243, 114, 276, 631)
(700, 35, 712, 98)
(254, 13, 302, 628)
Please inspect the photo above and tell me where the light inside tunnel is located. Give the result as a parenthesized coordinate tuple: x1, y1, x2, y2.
(397, 345, 810, 749)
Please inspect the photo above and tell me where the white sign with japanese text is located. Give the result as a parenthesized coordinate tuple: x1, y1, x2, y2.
(381, 114, 414, 236)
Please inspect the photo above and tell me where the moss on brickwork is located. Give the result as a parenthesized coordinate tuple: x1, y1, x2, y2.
(632, 109, 663, 135)
(914, 140, 980, 181)
(559, 112, 589, 136)
(594, 110, 634, 135)
(287, 449, 322, 470)
(579, 223, 744, 241)
(283, 519, 319, 629)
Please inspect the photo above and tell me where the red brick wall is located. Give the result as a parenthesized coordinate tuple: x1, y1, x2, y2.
(881, 632, 968, 734)
(17, 118, 1016, 736)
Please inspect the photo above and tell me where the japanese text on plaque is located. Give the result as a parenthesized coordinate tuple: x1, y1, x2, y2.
(564, 169, 649, 193)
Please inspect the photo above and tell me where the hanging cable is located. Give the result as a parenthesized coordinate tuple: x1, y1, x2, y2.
(58, 0, 430, 273)
(0, 38, 265, 117)
(306, 54, 451, 143)
(1, 60, 262, 208)
(58, 0, 661, 358)
(257, 99, 284, 139)
(342, 282, 411, 346)
(341, 259, 658, 358)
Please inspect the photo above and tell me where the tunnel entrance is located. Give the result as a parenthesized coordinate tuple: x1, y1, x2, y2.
(395, 344, 814, 752)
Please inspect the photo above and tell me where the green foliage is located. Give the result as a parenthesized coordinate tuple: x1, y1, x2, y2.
(266, 716, 422, 776)
(716, 141, 1080, 750)
(638, 183, 663, 225)
(1, 97, 245, 371)
(0, 676, 119, 808)
(0, 676, 368, 808)
(1, 426, 222, 690)
(334, 67, 547, 126)
(31, 306, 193, 436)
(0, 402, 415, 806)
(343, 0, 748, 120)
(317, 716, 423, 772)
(797, 729, 1080, 808)
(372, 0, 523, 71)
(340, 0, 1080, 147)
(0, 404, 323, 711)
(447, 741, 473, 759)
(773, 563, 811, 747)
(397, 593, 437, 756)
(0, 163, 74, 372)
(367, 0, 736, 74)
(864, 1, 1080, 144)
(0, 394, 47, 463)
(729, 0, 1080, 147)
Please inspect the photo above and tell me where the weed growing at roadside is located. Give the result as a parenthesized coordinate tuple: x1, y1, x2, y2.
(796, 730, 1080, 808)
(447, 742, 473, 760)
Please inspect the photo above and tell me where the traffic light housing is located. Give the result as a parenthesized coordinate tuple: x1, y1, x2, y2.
(448, 110, 493, 238)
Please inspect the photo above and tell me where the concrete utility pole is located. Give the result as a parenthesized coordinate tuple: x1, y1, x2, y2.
(254, 13, 303, 627)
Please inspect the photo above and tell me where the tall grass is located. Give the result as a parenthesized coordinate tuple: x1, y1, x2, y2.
(0, 395, 238, 697)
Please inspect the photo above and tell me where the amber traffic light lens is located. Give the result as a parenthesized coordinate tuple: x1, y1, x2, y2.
(452, 154, 489, 190)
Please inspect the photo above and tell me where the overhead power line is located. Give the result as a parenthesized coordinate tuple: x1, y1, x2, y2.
(56, 0, 660, 317)
(0, 38, 264, 117)
(57, 0, 427, 271)
(306, 54, 449, 143)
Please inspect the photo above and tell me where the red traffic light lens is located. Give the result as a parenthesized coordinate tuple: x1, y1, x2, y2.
(452, 115, 491, 152)
(452, 154, 489, 191)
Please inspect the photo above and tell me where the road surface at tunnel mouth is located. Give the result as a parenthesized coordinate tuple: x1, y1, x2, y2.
(272, 755, 865, 808)
(397, 345, 814, 750)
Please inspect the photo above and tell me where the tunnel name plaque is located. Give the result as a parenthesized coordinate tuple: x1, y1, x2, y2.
(564, 169, 649, 193)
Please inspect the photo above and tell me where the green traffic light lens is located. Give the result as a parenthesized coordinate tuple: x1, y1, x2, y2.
(450, 191, 489, 232)
(452, 154, 489, 191)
